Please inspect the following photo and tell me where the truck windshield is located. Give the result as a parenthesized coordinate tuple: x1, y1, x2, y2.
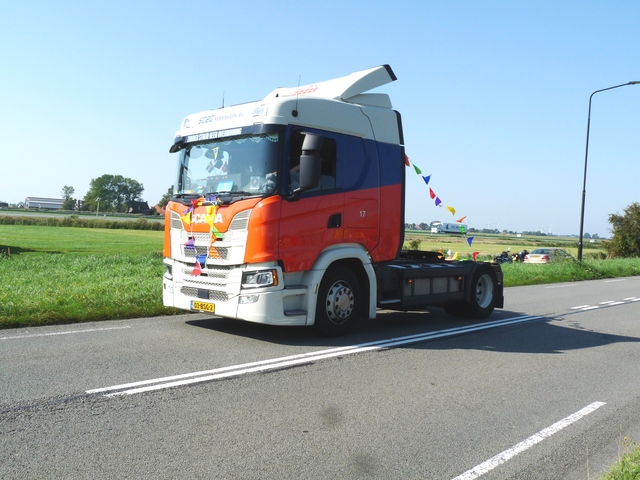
(177, 132, 280, 196)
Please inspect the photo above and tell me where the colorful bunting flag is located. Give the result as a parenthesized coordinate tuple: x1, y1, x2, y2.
(190, 260, 202, 276)
(196, 254, 208, 267)
(406, 155, 474, 245)
(472, 251, 480, 261)
(209, 245, 222, 259)
(181, 211, 192, 225)
(184, 237, 195, 250)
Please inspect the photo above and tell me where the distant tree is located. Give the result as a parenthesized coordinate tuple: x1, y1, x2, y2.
(158, 186, 174, 208)
(584, 233, 591, 239)
(419, 222, 429, 230)
(82, 174, 144, 213)
(606, 202, 640, 258)
(61, 185, 75, 210)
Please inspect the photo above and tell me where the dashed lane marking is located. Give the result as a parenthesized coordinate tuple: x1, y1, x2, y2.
(571, 296, 639, 311)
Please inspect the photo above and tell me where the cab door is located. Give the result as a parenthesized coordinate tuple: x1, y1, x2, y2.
(278, 131, 344, 273)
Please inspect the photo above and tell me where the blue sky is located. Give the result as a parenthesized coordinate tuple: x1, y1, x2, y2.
(1, 1, 639, 237)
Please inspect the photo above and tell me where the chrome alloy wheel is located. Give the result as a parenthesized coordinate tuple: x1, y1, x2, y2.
(324, 281, 355, 325)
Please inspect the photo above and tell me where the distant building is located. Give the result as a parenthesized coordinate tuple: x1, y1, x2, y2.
(127, 201, 152, 215)
(24, 197, 64, 210)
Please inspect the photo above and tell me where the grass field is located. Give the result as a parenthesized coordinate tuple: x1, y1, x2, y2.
(0, 224, 176, 328)
(2, 224, 640, 329)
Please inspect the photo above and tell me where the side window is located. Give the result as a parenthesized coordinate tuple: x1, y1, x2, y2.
(288, 132, 337, 193)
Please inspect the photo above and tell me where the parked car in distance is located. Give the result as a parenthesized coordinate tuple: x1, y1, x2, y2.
(524, 248, 573, 264)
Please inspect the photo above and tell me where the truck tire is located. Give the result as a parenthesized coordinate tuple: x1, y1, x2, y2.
(315, 265, 361, 336)
(464, 264, 498, 319)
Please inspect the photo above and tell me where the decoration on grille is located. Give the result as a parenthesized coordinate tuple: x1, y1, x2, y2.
(179, 196, 224, 275)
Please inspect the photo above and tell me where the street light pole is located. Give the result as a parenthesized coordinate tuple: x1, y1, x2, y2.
(96, 198, 101, 219)
(577, 81, 640, 262)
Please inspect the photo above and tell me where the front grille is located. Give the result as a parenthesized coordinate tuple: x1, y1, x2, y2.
(183, 245, 211, 257)
(180, 286, 228, 302)
(182, 246, 229, 260)
(181, 266, 231, 279)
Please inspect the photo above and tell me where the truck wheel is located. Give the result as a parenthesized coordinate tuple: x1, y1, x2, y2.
(315, 266, 361, 336)
(464, 265, 498, 319)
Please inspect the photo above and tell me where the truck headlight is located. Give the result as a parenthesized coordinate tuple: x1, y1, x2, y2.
(241, 269, 278, 289)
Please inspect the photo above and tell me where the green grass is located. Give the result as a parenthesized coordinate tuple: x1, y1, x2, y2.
(600, 439, 640, 480)
(1, 224, 177, 328)
(0, 252, 172, 328)
(0, 224, 163, 255)
(501, 258, 640, 286)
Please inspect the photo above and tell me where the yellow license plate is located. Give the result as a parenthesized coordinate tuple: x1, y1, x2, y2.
(191, 301, 215, 313)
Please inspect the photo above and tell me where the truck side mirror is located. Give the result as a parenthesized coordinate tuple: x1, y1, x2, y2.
(293, 133, 322, 196)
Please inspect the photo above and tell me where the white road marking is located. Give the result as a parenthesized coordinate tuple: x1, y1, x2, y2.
(1, 325, 131, 340)
(88, 315, 542, 397)
(571, 296, 640, 311)
(451, 401, 606, 480)
(603, 279, 626, 283)
(544, 284, 576, 289)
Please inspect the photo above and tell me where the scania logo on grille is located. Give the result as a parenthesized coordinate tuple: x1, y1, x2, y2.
(191, 213, 224, 224)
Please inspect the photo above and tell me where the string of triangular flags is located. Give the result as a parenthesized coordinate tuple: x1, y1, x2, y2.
(405, 155, 480, 261)
(180, 195, 224, 276)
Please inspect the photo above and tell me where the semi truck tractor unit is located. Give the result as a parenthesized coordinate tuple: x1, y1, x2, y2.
(162, 65, 503, 335)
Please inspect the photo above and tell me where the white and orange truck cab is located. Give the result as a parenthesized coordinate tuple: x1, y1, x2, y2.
(162, 65, 503, 335)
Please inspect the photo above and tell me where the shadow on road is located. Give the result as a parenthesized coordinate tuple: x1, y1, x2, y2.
(186, 308, 640, 355)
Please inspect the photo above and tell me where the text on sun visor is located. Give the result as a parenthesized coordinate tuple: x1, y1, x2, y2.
(186, 128, 242, 143)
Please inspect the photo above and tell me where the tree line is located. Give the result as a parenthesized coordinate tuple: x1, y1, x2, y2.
(61, 175, 172, 214)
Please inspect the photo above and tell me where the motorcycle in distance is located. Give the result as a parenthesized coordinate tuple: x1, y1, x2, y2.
(493, 248, 512, 264)
(512, 249, 529, 262)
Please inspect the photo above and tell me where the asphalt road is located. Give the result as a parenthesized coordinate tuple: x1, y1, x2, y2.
(1, 277, 640, 479)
